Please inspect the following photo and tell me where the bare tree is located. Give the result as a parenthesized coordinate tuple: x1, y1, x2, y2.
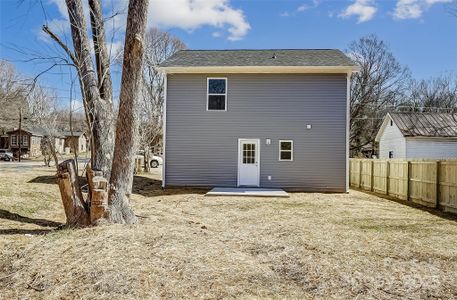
(41, 0, 149, 226)
(406, 75, 457, 111)
(139, 28, 186, 169)
(26, 85, 59, 126)
(348, 35, 410, 156)
(0, 60, 27, 129)
(108, 0, 149, 224)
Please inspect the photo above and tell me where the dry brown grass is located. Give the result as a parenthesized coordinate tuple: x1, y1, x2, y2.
(1, 163, 457, 299)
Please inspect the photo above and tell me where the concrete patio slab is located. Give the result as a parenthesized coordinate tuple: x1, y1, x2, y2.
(206, 187, 289, 197)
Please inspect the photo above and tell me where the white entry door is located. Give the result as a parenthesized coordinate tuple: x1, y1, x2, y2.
(238, 139, 260, 187)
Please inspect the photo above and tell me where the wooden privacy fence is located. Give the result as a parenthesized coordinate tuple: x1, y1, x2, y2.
(350, 159, 457, 214)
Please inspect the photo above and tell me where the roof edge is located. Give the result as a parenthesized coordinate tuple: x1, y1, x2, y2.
(160, 65, 360, 74)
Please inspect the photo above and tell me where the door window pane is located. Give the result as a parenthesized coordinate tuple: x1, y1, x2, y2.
(242, 143, 256, 164)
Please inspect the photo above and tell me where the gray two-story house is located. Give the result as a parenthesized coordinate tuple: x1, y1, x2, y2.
(160, 49, 358, 192)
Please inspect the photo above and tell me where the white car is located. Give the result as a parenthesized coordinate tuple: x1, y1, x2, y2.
(135, 151, 163, 168)
(149, 155, 163, 168)
(0, 149, 14, 161)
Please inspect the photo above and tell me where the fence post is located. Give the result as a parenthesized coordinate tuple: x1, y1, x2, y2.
(406, 160, 410, 201)
(436, 161, 440, 208)
(386, 160, 390, 195)
(370, 160, 374, 192)
(359, 159, 362, 188)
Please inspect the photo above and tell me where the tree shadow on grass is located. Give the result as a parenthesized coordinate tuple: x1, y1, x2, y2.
(28, 175, 87, 186)
(0, 228, 55, 235)
(27, 174, 207, 198)
(132, 175, 208, 197)
(0, 209, 63, 228)
(353, 189, 457, 222)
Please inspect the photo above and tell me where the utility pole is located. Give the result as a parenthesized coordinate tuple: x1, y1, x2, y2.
(18, 107, 22, 162)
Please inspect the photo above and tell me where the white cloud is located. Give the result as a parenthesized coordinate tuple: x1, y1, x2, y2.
(393, 0, 453, 20)
(280, 0, 320, 17)
(425, 0, 453, 4)
(111, 0, 250, 41)
(393, 0, 422, 19)
(339, 0, 377, 23)
(297, 5, 309, 12)
(48, 0, 250, 41)
(212, 31, 222, 38)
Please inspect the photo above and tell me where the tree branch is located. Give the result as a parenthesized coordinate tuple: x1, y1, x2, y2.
(42, 25, 78, 66)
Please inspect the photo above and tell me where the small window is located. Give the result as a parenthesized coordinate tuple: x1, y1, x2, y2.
(390, 120, 393, 126)
(279, 140, 293, 161)
(389, 151, 394, 159)
(207, 78, 227, 111)
(11, 135, 17, 146)
(21, 136, 28, 146)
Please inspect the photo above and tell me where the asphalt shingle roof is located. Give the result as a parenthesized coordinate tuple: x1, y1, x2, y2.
(160, 49, 357, 68)
(390, 112, 457, 138)
(61, 131, 85, 137)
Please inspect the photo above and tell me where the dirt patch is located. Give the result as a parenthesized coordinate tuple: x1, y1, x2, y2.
(0, 167, 456, 299)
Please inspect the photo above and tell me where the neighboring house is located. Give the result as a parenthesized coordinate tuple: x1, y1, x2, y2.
(6, 128, 44, 157)
(6, 128, 66, 157)
(159, 49, 358, 191)
(375, 112, 457, 159)
(62, 131, 88, 153)
(0, 129, 8, 149)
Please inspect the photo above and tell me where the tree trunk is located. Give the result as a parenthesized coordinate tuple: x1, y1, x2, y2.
(65, 0, 114, 176)
(90, 175, 108, 224)
(108, 0, 149, 224)
(57, 160, 90, 227)
(88, 0, 113, 103)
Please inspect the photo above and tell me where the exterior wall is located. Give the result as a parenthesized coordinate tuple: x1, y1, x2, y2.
(65, 135, 87, 153)
(378, 118, 407, 159)
(55, 138, 65, 154)
(8, 131, 33, 156)
(165, 73, 348, 191)
(406, 138, 457, 159)
(30, 136, 41, 157)
(78, 135, 87, 152)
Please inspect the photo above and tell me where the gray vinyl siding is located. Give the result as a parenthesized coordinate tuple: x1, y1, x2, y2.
(165, 73, 347, 191)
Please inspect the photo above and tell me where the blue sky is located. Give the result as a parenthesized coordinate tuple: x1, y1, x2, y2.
(0, 0, 456, 107)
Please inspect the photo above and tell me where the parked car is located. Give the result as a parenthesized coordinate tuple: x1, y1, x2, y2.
(0, 149, 14, 161)
(149, 155, 163, 168)
(135, 151, 163, 168)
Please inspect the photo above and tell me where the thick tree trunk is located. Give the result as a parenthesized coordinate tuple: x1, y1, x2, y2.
(57, 160, 90, 227)
(65, 0, 114, 176)
(108, 0, 149, 224)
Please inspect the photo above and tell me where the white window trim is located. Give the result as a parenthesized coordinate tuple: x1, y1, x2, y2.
(11, 135, 17, 146)
(279, 140, 294, 161)
(206, 77, 227, 111)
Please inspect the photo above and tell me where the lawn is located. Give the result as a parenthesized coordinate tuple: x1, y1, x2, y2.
(0, 163, 456, 299)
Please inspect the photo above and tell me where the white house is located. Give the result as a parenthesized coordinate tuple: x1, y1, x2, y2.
(375, 112, 457, 159)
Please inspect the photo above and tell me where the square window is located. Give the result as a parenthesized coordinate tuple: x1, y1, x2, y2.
(280, 151, 292, 160)
(207, 78, 227, 111)
(208, 79, 226, 94)
(208, 95, 225, 110)
(279, 140, 293, 161)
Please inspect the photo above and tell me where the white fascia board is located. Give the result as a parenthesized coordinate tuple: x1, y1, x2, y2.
(159, 65, 360, 74)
